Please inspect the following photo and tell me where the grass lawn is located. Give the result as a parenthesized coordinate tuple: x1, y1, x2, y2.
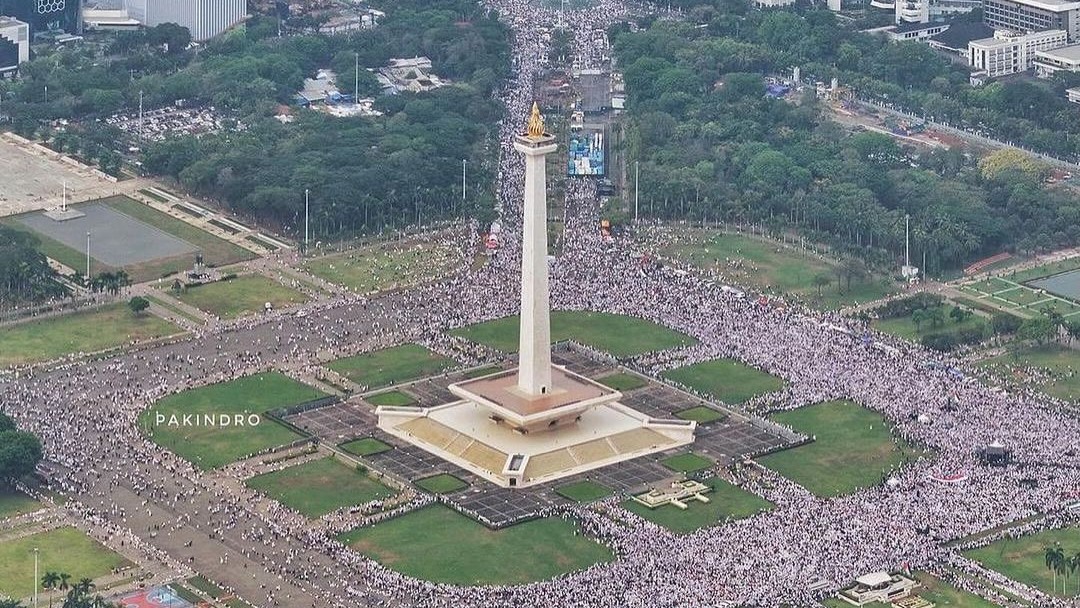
(0, 488, 41, 520)
(676, 406, 727, 424)
(328, 344, 455, 389)
(966, 527, 1080, 599)
(597, 372, 648, 391)
(415, 473, 468, 494)
(665, 232, 895, 309)
(0, 527, 130, 599)
(995, 287, 1046, 306)
(822, 571, 997, 608)
(246, 456, 394, 518)
(623, 478, 772, 534)
(451, 311, 694, 356)
(173, 275, 307, 319)
(758, 400, 917, 497)
(980, 344, 1080, 402)
(662, 358, 783, 404)
(305, 241, 460, 293)
(555, 481, 613, 502)
(463, 365, 503, 379)
(661, 452, 713, 473)
(339, 437, 392, 457)
(366, 390, 417, 407)
(339, 505, 613, 585)
(872, 304, 987, 342)
(186, 575, 225, 599)
(141, 372, 323, 469)
(0, 303, 180, 367)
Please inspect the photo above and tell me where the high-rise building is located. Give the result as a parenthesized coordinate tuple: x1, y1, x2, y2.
(895, 0, 982, 23)
(969, 28, 1068, 77)
(0, 16, 29, 75)
(123, 0, 246, 41)
(0, 0, 82, 38)
(984, 0, 1080, 41)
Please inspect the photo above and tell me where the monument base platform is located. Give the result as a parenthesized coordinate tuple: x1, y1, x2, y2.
(43, 208, 86, 221)
(377, 399, 695, 488)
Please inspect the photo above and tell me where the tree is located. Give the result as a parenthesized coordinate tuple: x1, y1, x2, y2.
(991, 313, 1023, 336)
(912, 308, 927, 332)
(1018, 317, 1056, 345)
(42, 571, 60, 608)
(928, 307, 946, 329)
(813, 273, 832, 297)
(1046, 544, 1064, 594)
(0, 427, 42, 485)
(127, 296, 150, 315)
(949, 305, 972, 324)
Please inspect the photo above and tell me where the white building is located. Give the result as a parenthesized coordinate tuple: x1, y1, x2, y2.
(1067, 85, 1080, 101)
(837, 572, 920, 606)
(896, 0, 982, 23)
(969, 28, 1068, 77)
(0, 16, 29, 76)
(984, 0, 1080, 41)
(124, 0, 247, 41)
(1034, 42, 1080, 74)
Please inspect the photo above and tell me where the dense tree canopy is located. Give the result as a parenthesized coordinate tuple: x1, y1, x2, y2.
(614, 15, 1080, 272)
(0, 412, 42, 486)
(0, 225, 66, 307)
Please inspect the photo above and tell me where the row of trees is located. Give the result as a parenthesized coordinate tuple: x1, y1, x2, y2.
(613, 15, 1080, 271)
(0, 413, 41, 493)
(0, 226, 66, 308)
(1044, 544, 1080, 597)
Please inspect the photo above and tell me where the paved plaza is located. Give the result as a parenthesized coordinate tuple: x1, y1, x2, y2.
(0, 136, 121, 217)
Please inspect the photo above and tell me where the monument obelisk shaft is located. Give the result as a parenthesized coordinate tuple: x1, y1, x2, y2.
(513, 103, 557, 396)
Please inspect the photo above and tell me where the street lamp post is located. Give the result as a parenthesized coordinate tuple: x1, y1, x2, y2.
(304, 189, 310, 247)
(462, 158, 467, 201)
(86, 231, 91, 280)
(33, 547, 39, 608)
(634, 160, 640, 222)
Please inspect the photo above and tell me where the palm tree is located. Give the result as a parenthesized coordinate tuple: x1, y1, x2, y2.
(41, 571, 61, 608)
(57, 572, 71, 595)
(75, 578, 94, 594)
(1045, 544, 1064, 594)
(0, 599, 27, 608)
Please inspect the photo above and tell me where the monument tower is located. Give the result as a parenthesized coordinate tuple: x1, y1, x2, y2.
(514, 103, 556, 396)
(377, 103, 695, 488)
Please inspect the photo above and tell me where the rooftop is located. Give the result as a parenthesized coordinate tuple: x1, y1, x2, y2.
(1035, 42, 1080, 60)
(1005, 0, 1080, 10)
(930, 21, 994, 49)
(450, 366, 614, 418)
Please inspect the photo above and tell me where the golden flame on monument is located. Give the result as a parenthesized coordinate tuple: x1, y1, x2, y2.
(526, 102, 546, 138)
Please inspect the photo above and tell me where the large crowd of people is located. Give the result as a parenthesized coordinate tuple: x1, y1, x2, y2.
(1, 0, 1079, 606)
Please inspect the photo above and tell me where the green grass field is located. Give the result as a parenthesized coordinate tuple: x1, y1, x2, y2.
(463, 365, 503, 379)
(366, 390, 417, 407)
(306, 241, 460, 293)
(966, 527, 1080, 598)
(662, 358, 783, 404)
(872, 304, 987, 342)
(0, 303, 180, 367)
(186, 575, 225, 599)
(758, 400, 917, 497)
(676, 406, 727, 424)
(246, 457, 395, 518)
(0, 527, 130, 599)
(328, 344, 455, 389)
(555, 481, 613, 502)
(623, 478, 772, 534)
(339, 505, 613, 585)
(415, 474, 468, 494)
(666, 232, 894, 309)
(173, 275, 307, 319)
(0, 488, 41, 520)
(141, 372, 323, 469)
(451, 311, 694, 356)
(661, 453, 713, 473)
(980, 344, 1080, 402)
(339, 437, 392, 457)
(597, 372, 648, 391)
(822, 572, 997, 608)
